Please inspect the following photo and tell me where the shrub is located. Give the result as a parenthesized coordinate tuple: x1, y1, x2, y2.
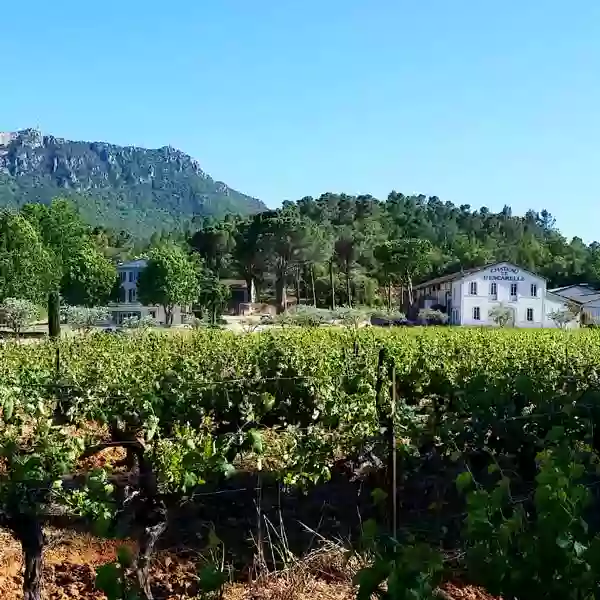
(0, 298, 40, 335)
(333, 307, 372, 329)
(121, 315, 157, 330)
(63, 305, 111, 332)
(488, 304, 514, 327)
(418, 308, 448, 325)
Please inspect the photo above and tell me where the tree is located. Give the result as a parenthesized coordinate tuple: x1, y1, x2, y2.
(0, 298, 40, 335)
(303, 226, 334, 307)
(256, 210, 312, 313)
(61, 243, 117, 307)
(548, 305, 580, 329)
(392, 239, 433, 306)
(489, 304, 514, 327)
(374, 240, 409, 311)
(137, 244, 199, 326)
(197, 272, 231, 325)
(0, 211, 57, 304)
(333, 230, 365, 307)
(22, 199, 116, 306)
(233, 216, 266, 304)
(190, 223, 235, 276)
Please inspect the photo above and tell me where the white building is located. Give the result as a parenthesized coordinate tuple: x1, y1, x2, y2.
(550, 284, 600, 324)
(109, 259, 190, 326)
(414, 262, 579, 328)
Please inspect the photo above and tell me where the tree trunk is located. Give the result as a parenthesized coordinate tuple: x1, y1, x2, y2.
(295, 266, 301, 309)
(163, 305, 173, 327)
(136, 503, 168, 600)
(275, 273, 287, 314)
(345, 263, 352, 307)
(329, 260, 336, 310)
(48, 291, 61, 339)
(387, 281, 392, 311)
(407, 278, 414, 307)
(310, 265, 317, 307)
(9, 515, 44, 600)
(245, 277, 256, 304)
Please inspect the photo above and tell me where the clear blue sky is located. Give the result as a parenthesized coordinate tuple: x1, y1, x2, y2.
(2, 1, 599, 241)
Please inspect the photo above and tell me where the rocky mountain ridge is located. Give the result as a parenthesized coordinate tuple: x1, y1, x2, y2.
(0, 128, 265, 235)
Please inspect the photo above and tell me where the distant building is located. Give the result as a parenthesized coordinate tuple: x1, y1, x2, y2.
(414, 262, 578, 328)
(550, 284, 600, 324)
(109, 259, 190, 326)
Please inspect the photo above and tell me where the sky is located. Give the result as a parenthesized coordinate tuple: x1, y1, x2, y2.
(1, 1, 599, 241)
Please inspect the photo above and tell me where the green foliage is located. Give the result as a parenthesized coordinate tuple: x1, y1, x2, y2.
(334, 307, 372, 329)
(354, 520, 443, 600)
(549, 305, 580, 329)
(95, 547, 139, 600)
(197, 273, 231, 325)
(417, 308, 448, 325)
(63, 305, 111, 331)
(5, 327, 600, 598)
(187, 195, 600, 316)
(61, 241, 117, 307)
(0, 298, 40, 334)
(120, 315, 157, 330)
(137, 243, 199, 326)
(488, 303, 514, 327)
(0, 210, 57, 303)
(461, 444, 600, 600)
(275, 306, 334, 327)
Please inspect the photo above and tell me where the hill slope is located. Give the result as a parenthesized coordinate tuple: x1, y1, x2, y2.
(0, 129, 265, 235)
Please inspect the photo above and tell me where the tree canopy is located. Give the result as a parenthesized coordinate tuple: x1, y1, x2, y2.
(183, 193, 600, 312)
(137, 243, 200, 326)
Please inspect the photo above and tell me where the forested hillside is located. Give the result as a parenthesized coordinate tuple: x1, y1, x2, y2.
(0, 128, 265, 235)
(190, 192, 600, 310)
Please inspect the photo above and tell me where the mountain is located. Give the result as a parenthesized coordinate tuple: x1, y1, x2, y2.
(0, 128, 266, 236)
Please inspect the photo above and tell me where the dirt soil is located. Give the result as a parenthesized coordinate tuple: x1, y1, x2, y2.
(0, 530, 496, 600)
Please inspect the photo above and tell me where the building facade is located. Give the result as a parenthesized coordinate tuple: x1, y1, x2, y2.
(109, 259, 190, 326)
(414, 262, 578, 328)
(550, 284, 600, 324)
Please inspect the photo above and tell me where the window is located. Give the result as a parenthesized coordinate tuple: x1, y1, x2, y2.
(473, 306, 481, 321)
(527, 308, 534, 322)
(469, 281, 477, 295)
(490, 282, 497, 297)
(119, 271, 126, 282)
(530, 283, 537, 297)
(149, 310, 156, 319)
(510, 283, 518, 297)
(128, 271, 134, 283)
(128, 288, 135, 303)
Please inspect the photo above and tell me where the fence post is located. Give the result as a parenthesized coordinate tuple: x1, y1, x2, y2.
(390, 359, 397, 538)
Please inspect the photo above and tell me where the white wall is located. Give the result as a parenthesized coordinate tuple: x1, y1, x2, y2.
(544, 295, 580, 329)
(450, 281, 462, 324)
(460, 263, 547, 327)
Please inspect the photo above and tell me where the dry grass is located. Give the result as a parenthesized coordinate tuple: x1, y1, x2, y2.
(0, 524, 497, 600)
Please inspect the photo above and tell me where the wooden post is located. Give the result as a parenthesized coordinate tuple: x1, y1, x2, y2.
(48, 291, 61, 340)
(390, 360, 397, 538)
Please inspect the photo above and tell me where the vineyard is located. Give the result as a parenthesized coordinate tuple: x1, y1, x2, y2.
(3, 327, 600, 599)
